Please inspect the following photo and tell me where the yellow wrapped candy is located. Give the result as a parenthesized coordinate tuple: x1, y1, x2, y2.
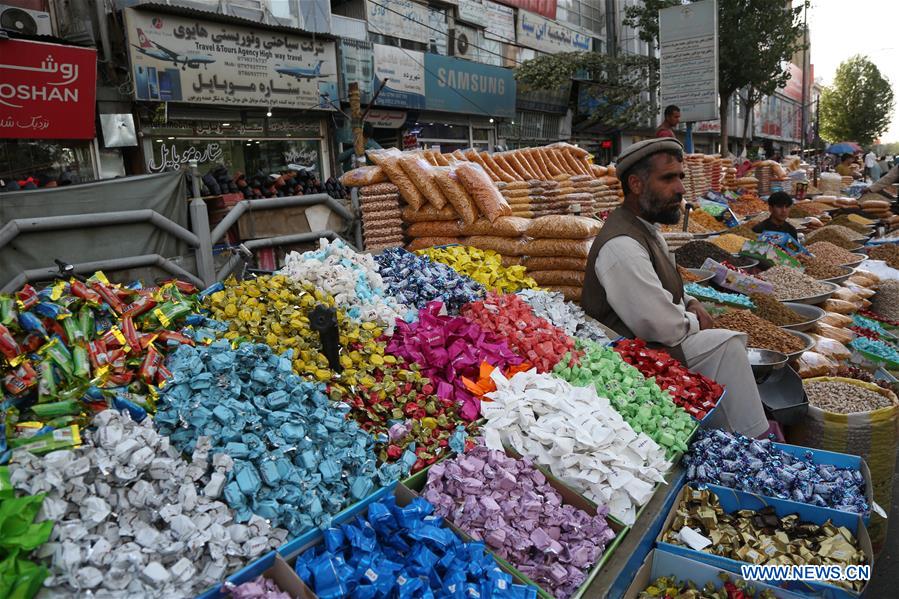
(416, 245, 538, 293)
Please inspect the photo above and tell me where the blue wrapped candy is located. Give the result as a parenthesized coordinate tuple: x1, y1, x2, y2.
(156, 341, 397, 533)
(684, 283, 755, 308)
(294, 494, 537, 599)
(374, 248, 485, 313)
(685, 429, 869, 514)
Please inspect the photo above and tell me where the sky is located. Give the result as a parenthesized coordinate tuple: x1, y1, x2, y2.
(806, 0, 899, 143)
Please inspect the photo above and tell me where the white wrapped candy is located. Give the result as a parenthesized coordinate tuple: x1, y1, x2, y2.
(481, 368, 671, 525)
(9, 410, 288, 597)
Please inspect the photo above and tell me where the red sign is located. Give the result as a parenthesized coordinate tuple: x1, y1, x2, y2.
(783, 63, 803, 103)
(496, 0, 557, 20)
(0, 38, 97, 139)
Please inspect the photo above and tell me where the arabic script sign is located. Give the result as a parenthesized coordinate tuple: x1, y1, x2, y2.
(659, 0, 719, 122)
(0, 39, 97, 140)
(124, 8, 338, 110)
(516, 10, 592, 54)
(373, 44, 425, 109)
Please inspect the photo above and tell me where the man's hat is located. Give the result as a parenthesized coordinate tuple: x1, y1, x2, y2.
(617, 138, 685, 183)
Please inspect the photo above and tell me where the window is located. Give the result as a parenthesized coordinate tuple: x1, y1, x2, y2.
(0, 139, 94, 189)
(557, 0, 606, 37)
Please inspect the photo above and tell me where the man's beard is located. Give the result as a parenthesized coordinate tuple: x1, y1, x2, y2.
(638, 190, 683, 224)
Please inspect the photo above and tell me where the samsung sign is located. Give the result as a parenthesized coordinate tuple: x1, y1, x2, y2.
(424, 54, 515, 118)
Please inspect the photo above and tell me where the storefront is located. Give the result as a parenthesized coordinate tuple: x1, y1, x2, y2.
(0, 37, 98, 188)
(123, 7, 339, 179)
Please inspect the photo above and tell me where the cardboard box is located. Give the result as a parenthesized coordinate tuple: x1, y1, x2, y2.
(237, 203, 347, 240)
(195, 552, 316, 599)
(622, 548, 806, 599)
(656, 483, 873, 599)
(701, 258, 774, 296)
(410, 448, 630, 599)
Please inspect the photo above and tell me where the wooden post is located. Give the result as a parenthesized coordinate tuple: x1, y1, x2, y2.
(349, 83, 363, 168)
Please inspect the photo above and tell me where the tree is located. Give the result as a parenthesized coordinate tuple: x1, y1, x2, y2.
(514, 52, 658, 129)
(819, 56, 895, 145)
(623, 0, 807, 154)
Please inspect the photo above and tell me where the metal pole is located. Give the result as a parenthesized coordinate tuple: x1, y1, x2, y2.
(685, 122, 694, 153)
(799, 3, 809, 152)
(189, 160, 216, 287)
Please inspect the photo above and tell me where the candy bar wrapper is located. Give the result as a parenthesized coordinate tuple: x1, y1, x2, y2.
(701, 258, 774, 296)
(758, 231, 811, 257)
(740, 240, 802, 268)
(0, 322, 24, 364)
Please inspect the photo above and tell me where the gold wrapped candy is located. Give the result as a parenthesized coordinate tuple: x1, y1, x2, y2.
(416, 245, 538, 293)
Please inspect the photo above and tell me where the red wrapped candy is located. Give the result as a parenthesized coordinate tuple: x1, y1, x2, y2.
(613, 338, 723, 420)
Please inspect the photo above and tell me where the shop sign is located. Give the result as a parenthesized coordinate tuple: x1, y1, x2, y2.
(373, 44, 426, 109)
(0, 38, 97, 140)
(124, 8, 338, 110)
(516, 10, 592, 54)
(283, 145, 319, 169)
(339, 39, 374, 104)
(365, 0, 430, 44)
(146, 119, 322, 138)
(483, 1, 516, 43)
(423, 53, 515, 118)
(496, 0, 556, 20)
(366, 109, 406, 128)
(659, 0, 718, 122)
(148, 140, 224, 172)
(457, 0, 488, 27)
(695, 120, 721, 133)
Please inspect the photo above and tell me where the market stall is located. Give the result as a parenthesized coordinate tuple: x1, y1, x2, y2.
(2, 145, 898, 599)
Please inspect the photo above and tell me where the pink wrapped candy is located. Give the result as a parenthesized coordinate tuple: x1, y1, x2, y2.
(385, 301, 524, 420)
(226, 576, 292, 599)
(461, 293, 579, 373)
(422, 444, 615, 598)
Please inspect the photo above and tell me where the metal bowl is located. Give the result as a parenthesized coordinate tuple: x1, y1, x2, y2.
(747, 348, 789, 383)
(782, 330, 816, 360)
(818, 266, 855, 285)
(685, 268, 715, 284)
(780, 281, 840, 305)
(779, 303, 826, 332)
(841, 253, 867, 268)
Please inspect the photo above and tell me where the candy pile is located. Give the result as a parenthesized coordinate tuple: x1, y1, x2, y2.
(1, 274, 208, 459)
(374, 248, 485, 312)
(8, 410, 288, 596)
(0, 490, 52, 598)
(684, 283, 755, 309)
(850, 336, 899, 365)
(686, 429, 869, 514)
(280, 239, 410, 333)
(205, 276, 387, 392)
(344, 362, 472, 472)
(423, 445, 615, 598)
(386, 302, 524, 420)
(481, 368, 670, 525)
(461, 292, 578, 373)
(555, 341, 696, 456)
(663, 486, 866, 592)
(293, 494, 537, 599)
(613, 339, 722, 420)
(156, 341, 399, 531)
(417, 245, 538, 293)
(226, 576, 291, 599)
(638, 573, 781, 599)
(516, 289, 611, 344)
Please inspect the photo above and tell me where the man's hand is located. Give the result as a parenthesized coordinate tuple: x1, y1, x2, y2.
(687, 299, 714, 330)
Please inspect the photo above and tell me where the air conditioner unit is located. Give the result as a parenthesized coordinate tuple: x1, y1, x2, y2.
(451, 25, 478, 61)
(0, 4, 52, 35)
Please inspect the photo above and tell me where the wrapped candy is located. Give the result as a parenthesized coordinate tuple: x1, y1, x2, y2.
(684, 283, 755, 308)
(8, 410, 288, 597)
(0, 491, 52, 598)
(554, 341, 696, 455)
(481, 368, 671, 525)
(461, 293, 578, 373)
(157, 341, 400, 531)
(662, 486, 866, 592)
(423, 445, 615, 598)
(416, 245, 538, 293)
(613, 339, 722, 420)
(280, 238, 412, 334)
(293, 494, 537, 599)
(374, 248, 485, 312)
(516, 289, 611, 344)
(226, 576, 292, 599)
(386, 302, 525, 420)
(686, 429, 869, 514)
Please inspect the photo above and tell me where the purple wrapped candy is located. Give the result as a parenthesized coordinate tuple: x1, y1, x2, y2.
(423, 444, 616, 598)
(226, 576, 292, 599)
(374, 248, 484, 312)
(685, 429, 869, 514)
